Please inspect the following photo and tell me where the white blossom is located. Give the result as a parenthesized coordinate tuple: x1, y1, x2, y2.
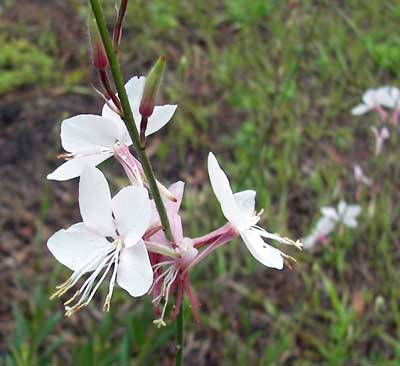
(47, 166, 153, 315)
(47, 76, 177, 181)
(207, 153, 301, 270)
(303, 201, 361, 249)
(351, 86, 396, 116)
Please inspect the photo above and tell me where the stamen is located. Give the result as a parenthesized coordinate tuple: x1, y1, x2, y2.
(103, 243, 122, 311)
(65, 252, 114, 316)
(51, 240, 122, 317)
(152, 265, 179, 327)
(251, 226, 303, 250)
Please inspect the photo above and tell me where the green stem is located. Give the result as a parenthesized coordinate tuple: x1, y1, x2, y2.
(176, 303, 184, 366)
(89, 0, 172, 239)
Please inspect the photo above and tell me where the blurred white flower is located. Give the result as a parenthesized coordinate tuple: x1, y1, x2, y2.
(303, 201, 361, 249)
(380, 86, 400, 109)
(354, 165, 372, 186)
(371, 126, 389, 155)
(47, 166, 153, 315)
(208, 152, 302, 270)
(47, 76, 177, 181)
(351, 87, 390, 116)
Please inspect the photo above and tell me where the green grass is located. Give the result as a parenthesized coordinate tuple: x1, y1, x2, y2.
(2, 0, 400, 365)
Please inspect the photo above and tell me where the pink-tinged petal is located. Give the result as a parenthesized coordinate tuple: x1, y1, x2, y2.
(146, 104, 177, 136)
(117, 239, 153, 297)
(241, 229, 284, 270)
(233, 190, 256, 216)
(112, 186, 151, 247)
(170, 213, 183, 243)
(79, 167, 115, 237)
(47, 152, 113, 181)
(61, 114, 125, 153)
(165, 181, 185, 214)
(207, 152, 242, 225)
(47, 222, 109, 271)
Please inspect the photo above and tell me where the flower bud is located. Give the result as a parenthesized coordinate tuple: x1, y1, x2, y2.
(88, 17, 108, 70)
(139, 57, 165, 118)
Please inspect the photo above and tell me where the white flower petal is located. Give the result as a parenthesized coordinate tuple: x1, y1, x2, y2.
(47, 152, 113, 181)
(102, 76, 144, 125)
(101, 76, 176, 137)
(337, 201, 348, 216)
(47, 223, 110, 271)
(303, 234, 318, 249)
(321, 206, 339, 221)
(207, 152, 242, 225)
(125, 76, 146, 107)
(314, 216, 336, 237)
(241, 229, 284, 269)
(112, 186, 151, 247)
(146, 104, 177, 136)
(79, 167, 115, 237)
(362, 89, 377, 106)
(61, 114, 125, 153)
(342, 205, 361, 228)
(351, 104, 371, 115)
(233, 190, 256, 216)
(117, 239, 153, 297)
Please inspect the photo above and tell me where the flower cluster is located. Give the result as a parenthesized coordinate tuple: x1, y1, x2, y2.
(47, 75, 302, 325)
(351, 86, 399, 155)
(303, 85, 400, 250)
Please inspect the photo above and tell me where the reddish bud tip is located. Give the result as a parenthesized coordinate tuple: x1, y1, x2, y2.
(88, 17, 108, 70)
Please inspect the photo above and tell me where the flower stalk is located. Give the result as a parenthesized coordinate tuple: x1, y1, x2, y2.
(89, 0, 172, 240)
(88, 1, 184, 363)
(113, 0, 128, 54)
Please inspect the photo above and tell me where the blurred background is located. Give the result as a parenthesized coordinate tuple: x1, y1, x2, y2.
(1, 0, 399, 365)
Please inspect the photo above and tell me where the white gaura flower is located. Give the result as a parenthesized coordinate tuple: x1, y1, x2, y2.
(320, 201, 361, 228)
(47, 75, 177, 181)
(102, 76, 177, 137)
(303, 201, 361, 249)
(207, 153, 302, 270)
(47, 166, 152, 316)
(351, 87, 393, 116)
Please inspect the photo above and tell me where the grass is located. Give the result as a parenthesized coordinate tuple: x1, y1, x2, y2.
(2, 0, 400, 365)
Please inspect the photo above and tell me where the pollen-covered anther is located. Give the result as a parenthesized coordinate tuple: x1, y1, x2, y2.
(282, 237, 303, 250)
(153, 318, 167, 328)
(57, 153, 74, 160)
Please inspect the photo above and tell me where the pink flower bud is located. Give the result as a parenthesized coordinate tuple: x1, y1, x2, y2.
(88, 17, 108, 70)
(139, 57, 165, 118)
